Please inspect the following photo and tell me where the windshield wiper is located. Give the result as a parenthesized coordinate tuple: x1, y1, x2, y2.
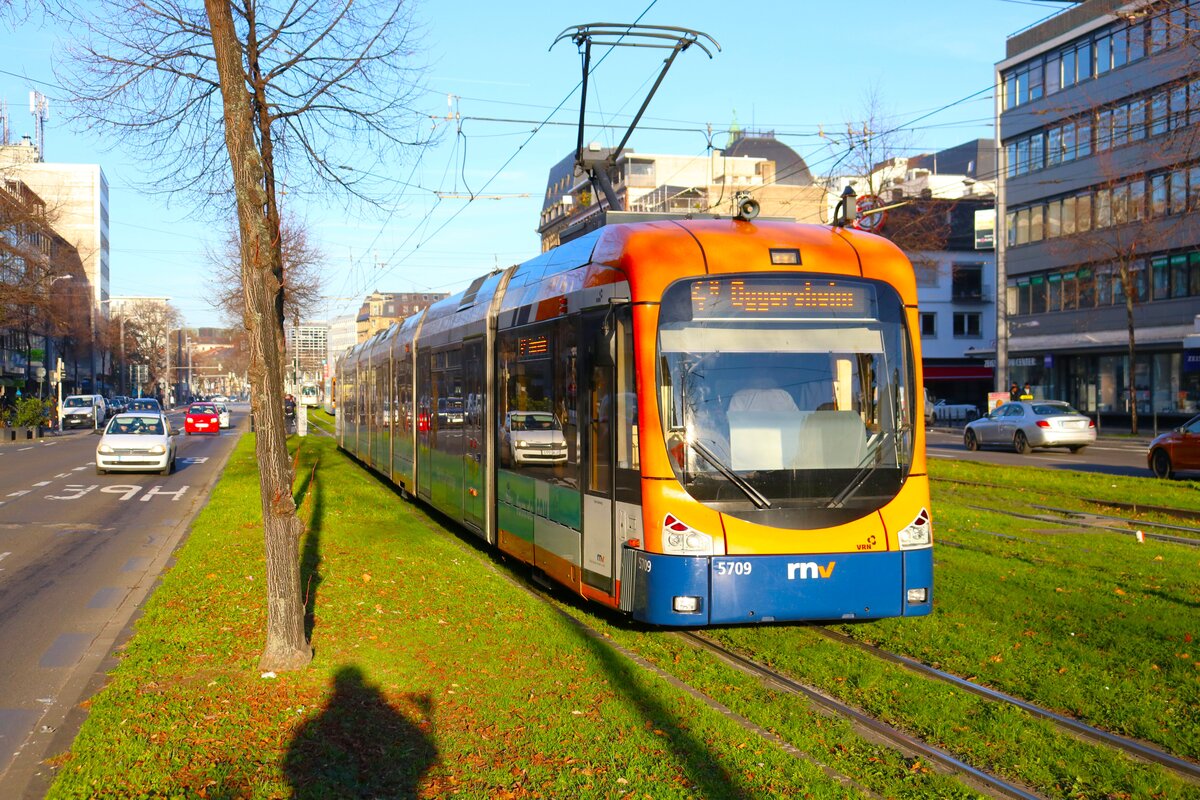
(688, 439, 772, 509)
(825, 426, 908, 508)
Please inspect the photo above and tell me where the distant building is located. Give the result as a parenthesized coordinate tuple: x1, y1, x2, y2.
(2, 138, 110, 392)
(326, 314, 358, 373)
(285, 321, 328, 384)
(1, 172, 85, 396)
(355, 290, 449, 342)
(537, 131, 827, 249)
(997, 0, 1200, 423)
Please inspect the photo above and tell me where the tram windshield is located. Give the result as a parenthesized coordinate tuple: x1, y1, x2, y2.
(657, 275, 916, 529)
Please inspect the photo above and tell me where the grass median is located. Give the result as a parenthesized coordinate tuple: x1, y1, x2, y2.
(48, 433, 851, 799)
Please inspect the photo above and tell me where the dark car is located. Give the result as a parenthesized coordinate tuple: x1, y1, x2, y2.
(128, 397, 162, 412)
(1147, 413, 1200, 478)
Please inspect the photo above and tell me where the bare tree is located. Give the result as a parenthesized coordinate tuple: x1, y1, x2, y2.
(207, 214, 325, 328)
(57, 0, 430, 671)
(117, 298, 182, 400)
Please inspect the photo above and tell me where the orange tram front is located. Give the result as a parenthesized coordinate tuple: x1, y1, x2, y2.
(336, 218, 933, 626)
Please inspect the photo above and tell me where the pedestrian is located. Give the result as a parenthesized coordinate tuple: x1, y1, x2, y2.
(1009, 382, 1020, 402)
(1020, 382, 1034, 401)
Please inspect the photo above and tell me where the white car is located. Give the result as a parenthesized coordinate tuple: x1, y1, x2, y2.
(217, 403, 231, 428)
(62, 394, 108, 429)
(930, 399, 980, 423)
(95, 412, 177, 476)
(501, 411, 568, 466)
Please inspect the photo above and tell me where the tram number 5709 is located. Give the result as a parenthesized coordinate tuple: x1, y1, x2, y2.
(714, 561, 752, 576)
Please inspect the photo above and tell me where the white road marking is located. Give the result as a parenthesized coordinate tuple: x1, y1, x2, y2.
(7, 490, 30, 497)
(72, 466, 87, 471)
(0, 552, 10, 563)
(18, 447, 32, 452)
(33, 481, 50, 487)
(55, 473, 71, 479)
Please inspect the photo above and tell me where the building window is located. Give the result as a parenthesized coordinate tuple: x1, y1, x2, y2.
(919, 313, 937, 337)
(913, 259, 939, 287)
(952, 263, 983, 301)
(953, 312, 981, 338)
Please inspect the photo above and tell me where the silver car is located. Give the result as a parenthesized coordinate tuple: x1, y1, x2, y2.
(963, 400, 1096, 454)
(95, 412, 178, 476)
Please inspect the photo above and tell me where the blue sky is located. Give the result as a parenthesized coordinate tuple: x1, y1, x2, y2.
(0, 1, 1061, 328)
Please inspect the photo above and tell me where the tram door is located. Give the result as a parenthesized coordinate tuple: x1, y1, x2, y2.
(416, 350, 432, 501)
(582, 306, 636, 596)
(462, 338, 485, 532)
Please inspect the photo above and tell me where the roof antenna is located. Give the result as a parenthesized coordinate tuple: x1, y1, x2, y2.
(552, 23, 719, 212)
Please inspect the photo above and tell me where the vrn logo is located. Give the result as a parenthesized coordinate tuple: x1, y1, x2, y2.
(787, 561, 836, 580)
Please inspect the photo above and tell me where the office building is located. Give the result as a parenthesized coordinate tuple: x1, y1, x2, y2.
(997, 0, 1200, 423)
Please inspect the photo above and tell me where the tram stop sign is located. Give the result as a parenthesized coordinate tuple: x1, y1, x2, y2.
(853, 195, 887, 233)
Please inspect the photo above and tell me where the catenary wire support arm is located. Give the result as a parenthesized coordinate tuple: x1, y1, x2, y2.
(552, 23, 720, 212)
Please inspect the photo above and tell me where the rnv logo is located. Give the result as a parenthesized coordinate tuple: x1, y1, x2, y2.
(787, 561, 836, 580)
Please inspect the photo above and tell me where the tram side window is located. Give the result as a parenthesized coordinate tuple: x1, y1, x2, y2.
(497, 320, 579, 486)
(396, 352, 412, 435)
(615, 313, 638, 471)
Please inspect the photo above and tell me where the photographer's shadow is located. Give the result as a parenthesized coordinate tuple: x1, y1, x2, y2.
(283, 665, 437, 799)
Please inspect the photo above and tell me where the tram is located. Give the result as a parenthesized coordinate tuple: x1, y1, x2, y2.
(336, 216, 933, 626)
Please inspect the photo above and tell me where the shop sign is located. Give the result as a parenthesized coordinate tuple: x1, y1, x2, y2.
(1185, 349, 1200, 373)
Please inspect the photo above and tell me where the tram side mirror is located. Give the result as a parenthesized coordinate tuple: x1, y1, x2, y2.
(591, 326, 615, 367)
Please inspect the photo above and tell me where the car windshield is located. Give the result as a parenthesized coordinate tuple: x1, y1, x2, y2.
(129, 400, 157, 410)
(657, 275, 916, 529)
(1032, 402, 1082, 416)
(510, 412, 558, 431)
(106, 416, 164, 435)
(191, 404, 216, 414)
(64, 397, 89, 407)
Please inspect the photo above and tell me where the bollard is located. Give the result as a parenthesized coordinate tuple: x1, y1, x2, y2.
(250, 412, 255, 432)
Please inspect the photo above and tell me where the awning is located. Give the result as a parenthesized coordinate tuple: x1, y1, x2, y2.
(923, 365, 994, 381)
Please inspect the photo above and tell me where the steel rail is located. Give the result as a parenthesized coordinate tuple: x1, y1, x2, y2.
(809, 628, 1200, 784)
(960, 502, 1200, 547)
(931, 477, 1200, 523)
(679, 632, 1046, 800)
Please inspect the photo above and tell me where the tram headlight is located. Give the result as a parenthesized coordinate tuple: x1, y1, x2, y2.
(673, 596, 702, 614)
(661, 514, 713, 555)
(897, 508, 933, 550)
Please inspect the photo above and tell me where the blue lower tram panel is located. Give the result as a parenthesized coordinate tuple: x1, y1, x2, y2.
(628, 548, 934, 626)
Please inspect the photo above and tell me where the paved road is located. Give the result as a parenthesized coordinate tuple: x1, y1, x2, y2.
(926, 426, 1153, 478)
(0, 406, 245, 800)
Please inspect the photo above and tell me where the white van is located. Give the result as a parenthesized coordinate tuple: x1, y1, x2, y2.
(62, 394, 108, 429)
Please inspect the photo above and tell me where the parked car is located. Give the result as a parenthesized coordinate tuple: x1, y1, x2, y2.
(216, 403, 231, 429)
(964, 400, 1096, 454)
(1146, 413, 1200, 478)
(128, 397, 162, 412)
(501, 410, 567, 466)
(930, 399, 980, 423)
(184, 402, 221, 435)
(62, 394, 108, 429)
(95, 412, 177, 476)
(438, 397, 465, 427)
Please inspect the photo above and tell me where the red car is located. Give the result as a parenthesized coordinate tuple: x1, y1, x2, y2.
(185, 402, 221, 435)
(1147, 413, 1200, 478)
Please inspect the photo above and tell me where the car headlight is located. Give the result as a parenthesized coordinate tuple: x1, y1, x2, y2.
(897, 508, 933, 550)
(98, 444, 114, 454)
(148, 444, 166, 454)
(517, 439, 527, 448)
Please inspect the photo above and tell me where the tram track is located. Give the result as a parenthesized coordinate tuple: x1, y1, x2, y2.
(521, 577, 1046, 799)
(807, 627, 1200, 785)
(677, 631, 1047, 800)
(931, 478, 1200, 545)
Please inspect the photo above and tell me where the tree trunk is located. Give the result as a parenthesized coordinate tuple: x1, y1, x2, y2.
(1125, 289, 1138, 436)
(205, 0, 311, 671)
